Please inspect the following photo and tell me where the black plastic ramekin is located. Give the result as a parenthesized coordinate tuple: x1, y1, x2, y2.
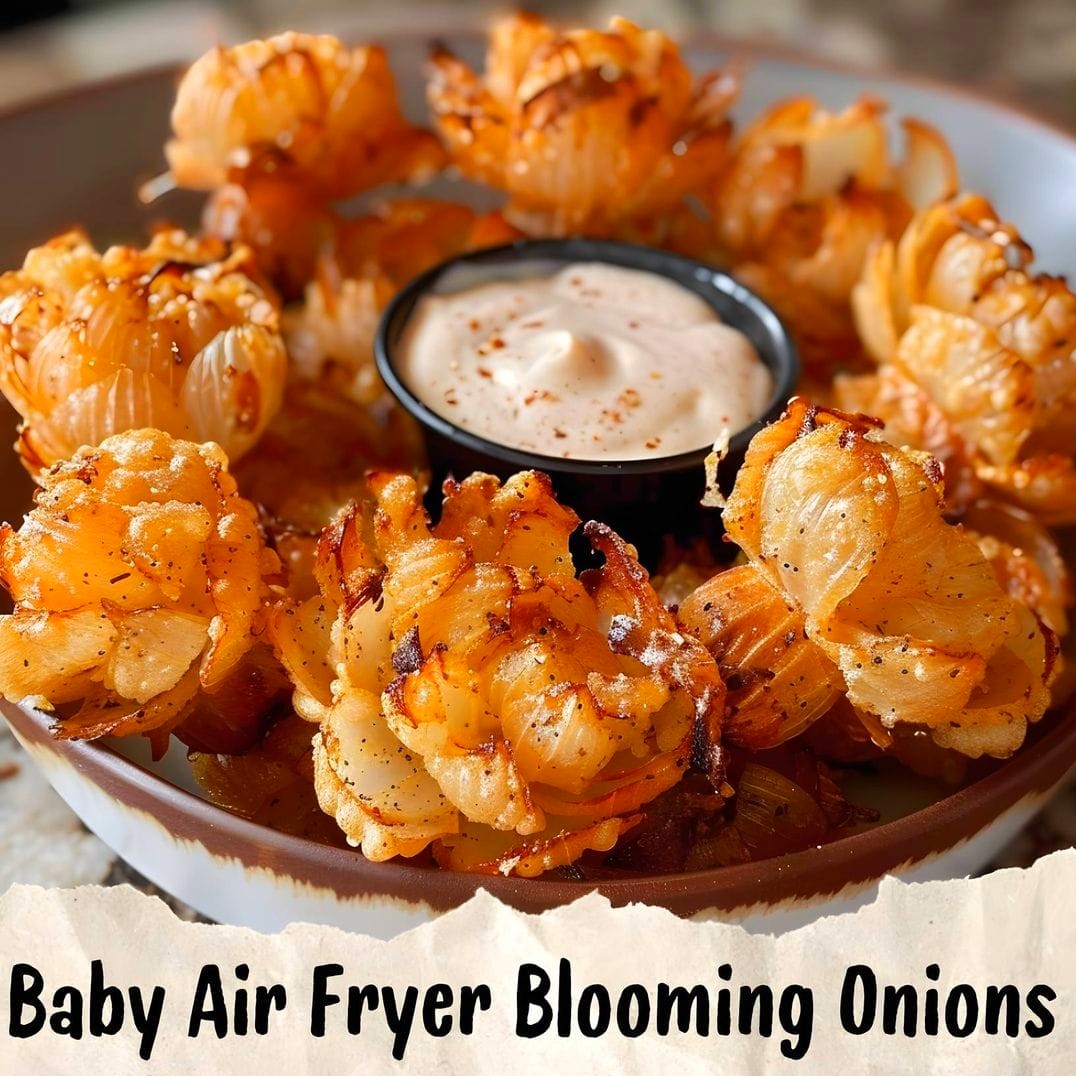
(374, 238, 799, 565)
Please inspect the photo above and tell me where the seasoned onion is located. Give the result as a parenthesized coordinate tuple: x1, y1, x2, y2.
(706, 401, 1055, 759)
(0, 229, 286, 470)
(428, 13, 739, 237)
(269, 470, 724, 869)
(165, 33, 444, 198)
(712, 96, 957, 377)
(0, 429, 283, 754)
(851, 193, 1076, 523)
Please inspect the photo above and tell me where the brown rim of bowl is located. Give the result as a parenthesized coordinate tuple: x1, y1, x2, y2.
(5, 696, 1076, 916)
(3, 35, 1076, 916)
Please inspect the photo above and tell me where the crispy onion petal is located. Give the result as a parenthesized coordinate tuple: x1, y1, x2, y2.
(267, 597, 336, 719)
(432, 814, 642, 877)
(0, 606, 116, 705)
(182, 325, 286, 460)
(55, 663, 201, 743)
(273, 469, 723, 869)
(703, 401, 1054, 758)
(314, 691, 458, 860)
(24, 369, 191, 471)
(679, 565, 844, 750)
(962, 499, 1072, 637)
(104, 607, 209, 704)
(529, 735, 691, 822)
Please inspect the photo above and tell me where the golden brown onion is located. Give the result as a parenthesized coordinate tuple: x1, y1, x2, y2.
(428, 13, 738, 237)
(709, 401, 1055, 759)
(0, 229, 285, 470)
(0, 429, 282, 754)
(852, 193, 1076, 522)
(165, 33, 445, 198)
(713, 96, 957, 377)
(269, 470, 725, 870)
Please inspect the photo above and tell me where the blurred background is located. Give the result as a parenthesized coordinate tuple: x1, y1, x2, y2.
(1, 0, 1074, 126)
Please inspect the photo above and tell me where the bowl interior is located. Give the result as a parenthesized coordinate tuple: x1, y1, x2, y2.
(2, 34, 1076, 912)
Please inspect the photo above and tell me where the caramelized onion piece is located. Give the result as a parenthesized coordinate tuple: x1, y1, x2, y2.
(697, 401, 1055, 759)
(428, 13, 739, 237)
(852, 193, 1076, 522)
(731, 762, 829, 860)
(0, 429, 283, 755)
(0, 229, 285, 469)
(269, 470, 725, 869)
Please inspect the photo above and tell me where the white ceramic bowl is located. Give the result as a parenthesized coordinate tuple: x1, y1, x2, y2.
(3, 31, 1076, 937)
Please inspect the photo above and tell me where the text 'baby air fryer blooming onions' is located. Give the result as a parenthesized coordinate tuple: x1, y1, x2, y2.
(679, 400, 1056, 760)
(269, 471, 725, 875)
(0, 429, 284, 756)
(0, 229, 286, 470)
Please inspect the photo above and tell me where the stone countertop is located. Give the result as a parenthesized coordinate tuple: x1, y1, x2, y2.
(1, 0, 1075, 912)
(0, 723, 200, 915)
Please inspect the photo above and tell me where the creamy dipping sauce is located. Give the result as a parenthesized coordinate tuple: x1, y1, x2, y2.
(398, 261, 773, 460)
